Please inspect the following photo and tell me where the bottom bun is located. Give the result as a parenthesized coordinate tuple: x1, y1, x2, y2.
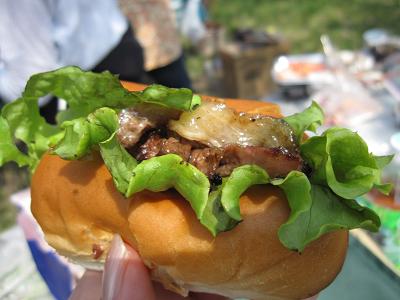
(31, 151, 348, 300)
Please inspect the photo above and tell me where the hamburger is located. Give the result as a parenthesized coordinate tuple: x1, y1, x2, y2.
(0, 67, 392, 299)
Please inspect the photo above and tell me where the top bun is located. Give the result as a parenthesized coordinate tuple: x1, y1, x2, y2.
(31, 90, 348, 300)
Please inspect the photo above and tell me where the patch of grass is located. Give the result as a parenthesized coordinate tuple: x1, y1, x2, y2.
(0, 189, 17, 232)
(209, 0, 400, 53)
(0, 164, 30, 232)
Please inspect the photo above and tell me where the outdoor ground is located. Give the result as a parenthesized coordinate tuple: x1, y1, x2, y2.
(186, 0, 400, 92)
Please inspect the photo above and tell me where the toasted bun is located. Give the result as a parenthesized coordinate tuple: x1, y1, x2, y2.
(31, 94, 348, 300)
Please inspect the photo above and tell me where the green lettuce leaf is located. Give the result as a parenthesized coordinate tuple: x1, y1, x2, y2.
(99, 134, 138, 194)
(0, 116, 31, 167)
(1, 97, 63, 170)
(53, 108, 119, 160)
(374, 155, 394, 169)
(52, 118, 92, 159)
(23, 66, 196, 123)
(126, 154, 210, 219)
(272, 171, 380, 251)
(140, 84, 201, 111)
(221, 165, 269, 220)
(200, 165, 270, 235)
(24, 66, 136, 123)
(0, 66, 199, 170)
(201, 182, 240, 236)
(284, 101, 324, 143)
(301, 127, 393, 199)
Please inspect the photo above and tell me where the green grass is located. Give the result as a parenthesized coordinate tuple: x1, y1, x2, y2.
(210, 0, 400, 53)
(0, 164, 30, 232)
(0, 189, 17, 232)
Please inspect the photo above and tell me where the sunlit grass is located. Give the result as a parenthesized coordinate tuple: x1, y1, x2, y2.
(209, 0, 400, 53)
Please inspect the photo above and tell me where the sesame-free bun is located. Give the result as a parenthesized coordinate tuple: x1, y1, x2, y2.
(31, 87, 348, 300)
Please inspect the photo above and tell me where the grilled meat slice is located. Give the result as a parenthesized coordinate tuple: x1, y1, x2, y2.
(134, 132, 301, 178)
(118, 109, 155, 148)
(217, 145, 302, 178)
(159, 137, 192, 161)
(117, 105, 181, 149)
(134, 132, 163, 161)
(189, 148, 224, 177)
(135, 132, 191, 162)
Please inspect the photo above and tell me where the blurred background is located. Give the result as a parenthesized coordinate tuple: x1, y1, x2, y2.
(1, 0, 400, 299)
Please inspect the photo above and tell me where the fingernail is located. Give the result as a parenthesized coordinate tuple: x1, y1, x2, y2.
(102, 234, 130, 300)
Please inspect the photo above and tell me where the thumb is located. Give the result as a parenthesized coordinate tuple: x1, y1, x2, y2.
(102, 235, 156, 300)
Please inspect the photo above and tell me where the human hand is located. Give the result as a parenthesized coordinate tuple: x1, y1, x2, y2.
(69, 235, 229, 300)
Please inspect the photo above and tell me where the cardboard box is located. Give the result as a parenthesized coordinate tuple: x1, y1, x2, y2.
(220, 41, 288, 99)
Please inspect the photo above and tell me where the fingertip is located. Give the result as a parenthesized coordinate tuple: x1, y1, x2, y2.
(102, 235, 155, 300)
(122, 243, 156, 300)
(69, 270, 102, 300)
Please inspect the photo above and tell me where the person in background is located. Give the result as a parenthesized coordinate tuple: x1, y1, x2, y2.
(119, 0, 192, 89)
(0, 0, 144, 124)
